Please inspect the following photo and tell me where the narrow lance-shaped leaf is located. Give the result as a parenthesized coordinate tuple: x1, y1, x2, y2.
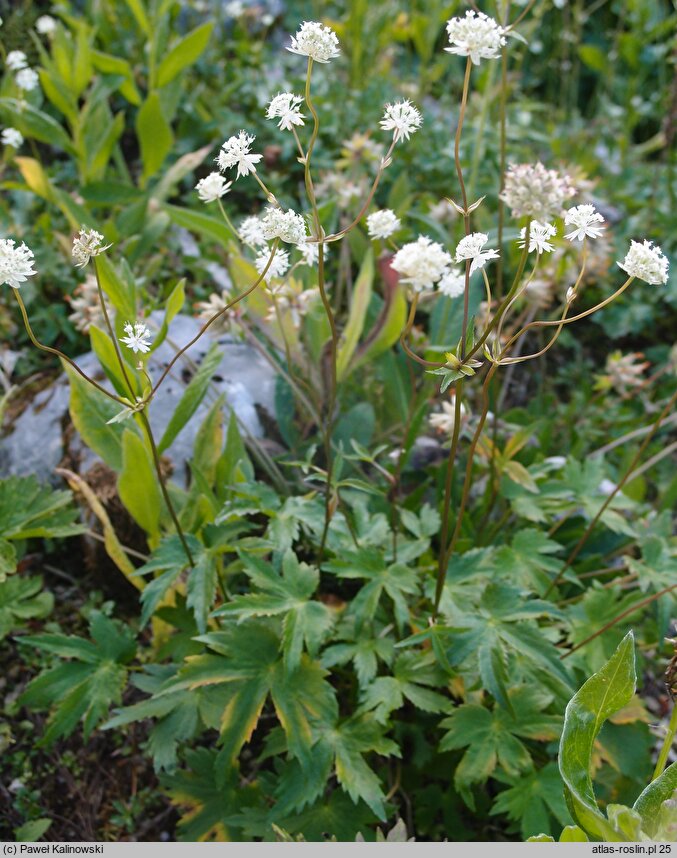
(559, 630, 636, 842)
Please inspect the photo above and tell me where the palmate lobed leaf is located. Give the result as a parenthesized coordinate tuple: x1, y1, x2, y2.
(216, 550, 334, 672)
(17, 610, 136, 745)
(439, 685, 562, 806)
(491, 762, 572, 839)
(0, 575, 53, 640)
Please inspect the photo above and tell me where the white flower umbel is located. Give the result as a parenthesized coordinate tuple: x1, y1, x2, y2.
(455, 232, 500, 275)
(392, 235, 452, 293)
(35, 15, 58, 35)
(195, 172, 232, 203)
(500, 162, 576, 220)
(15, 68, 39, 92)
(266, 93, 305, 131)
(1, 127, 23, 149)
(68, 274, 104, 333)
(429, 397, 467, 435)
(239, 216, 268, 248)
(261, 206, 307, 244)
(287, 21, 340, 64)
(297, 239, 329, 267)
(367, 209, 401, 240)
(438, 270, 466, 298)
(518, 221, 557, 255)
(6, 51, 27, 71)
(72, 228, 111, 268)
(120, 321, 152, 355)
(216, 131, 263, 179)
(0, 238, 36, 289)
(380, 100, 422, 143)
(564, 204, 605, 242)
(445, 11, 506, 65)
(255, 247, 290, 281)
(617, 240, 669, 285)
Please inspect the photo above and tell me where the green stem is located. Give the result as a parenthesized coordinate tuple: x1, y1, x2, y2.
(456, 56, 473, 359)
(653, 698, 677, 781)
(433, 379, 465, 618)
(138, 410, 194, 568)
(93, 258, 137, 400)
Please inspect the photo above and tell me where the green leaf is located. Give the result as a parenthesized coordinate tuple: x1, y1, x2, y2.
(491, 763, 572, 839)
(163, 203, 234, 246)
(0, 475, 83, 542)
(634, 763, 677, 838)
(158, 343, 222, 453)
(118, 429, 162, 540)
(0, 98, 75, 154)
(336, 249, 373, 381)
(136, 92, 173, 182)
(559, 631, 636, 841)
(94, 255, 137, 321)
(0, 539, 17, 582)
(14, 819, 52, 842)
(18, 611, 136, 744)
(89, 325, 140, 398)
(0, 576, 53, 641)
(150, 278, 186, 353)
(359, 651, 449, 723)
(440, 687, 561, 801)
(157, 23, 214, 87)
(124, 0, 151, 36)
(186, 551, 218, 636)
(135, 535, 202, 626)
(216, 550, 334, 672)
(91, 50, 141, 104)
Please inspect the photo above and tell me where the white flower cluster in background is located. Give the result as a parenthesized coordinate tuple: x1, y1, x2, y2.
(367, 209, 400, 240)
(1, 127, 23, 149)
(501, 162, 576, 220)
(195, 172, 231, 203)
(391, 236, 452, 292)
(0, 238, 37, 289)
(261, 207, 307, 244)
(5, 50, 40, 93)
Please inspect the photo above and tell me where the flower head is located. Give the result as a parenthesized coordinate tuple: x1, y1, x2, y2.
(67, 274, 104, 333)
(617, 240, 669, 285)
(603, 350, 649, 396)
(380, 100, 422, 143)
(429, 396, 467, 435)
(287, 21, 340, 64)
(501, 162, 576, 220)
(366, 209, 401, 240)
(6, 51, 27, 71)
(216, 131, 262, 179)
(297, 239, 328, 267)
(445, 11, 506, 65)
(260, 206, 307, 244)
(455, 232, 500, 275)
(35, 15, 58, 35)
(15, 68, 39, 92)
(518, 221, 557, 254)
(120, 321, 152, 355)
(255, 247, 290, 282)
(195, 172, 232, 203)
(239, 216, 267, 248)
(266, 92, 305, 131)
(391, 235, 452, 292)
(437, 269, 466, 298)
(0, 238, 36, 289)
(72, 228, 111, 268)
(1, 127, 22, 149)
(564, 204, 605, 242)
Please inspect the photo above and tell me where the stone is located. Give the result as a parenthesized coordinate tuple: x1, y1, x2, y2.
(0, 313, 277, 487)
